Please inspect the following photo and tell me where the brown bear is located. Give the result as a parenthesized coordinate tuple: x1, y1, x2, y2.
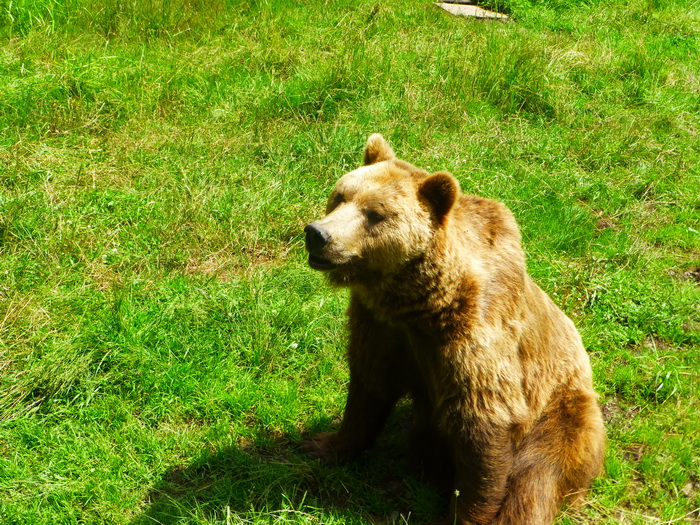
(302, 134, 605, 525)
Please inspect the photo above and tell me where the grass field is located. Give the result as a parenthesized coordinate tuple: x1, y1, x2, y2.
(0, 0, 699, 523)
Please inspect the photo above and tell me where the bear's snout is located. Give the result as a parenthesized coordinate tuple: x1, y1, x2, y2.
(304, 222, 332, 253)
(304, 222, 340, 271)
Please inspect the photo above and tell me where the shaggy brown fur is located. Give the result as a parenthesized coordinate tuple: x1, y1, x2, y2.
(302, 134, 605, 525)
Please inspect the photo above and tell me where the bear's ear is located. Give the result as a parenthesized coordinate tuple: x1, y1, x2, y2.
(418, 171, 459, 224)
(363, 134, 395, 165)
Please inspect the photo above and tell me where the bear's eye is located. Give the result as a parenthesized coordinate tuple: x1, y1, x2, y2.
(328, 193, 345, 211)
(365, 209, 385, 225)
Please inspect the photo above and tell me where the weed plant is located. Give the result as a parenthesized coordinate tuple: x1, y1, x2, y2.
(0, 0, 698, 523)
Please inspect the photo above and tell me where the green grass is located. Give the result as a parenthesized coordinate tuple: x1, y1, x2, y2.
(0, 0, 699, 523)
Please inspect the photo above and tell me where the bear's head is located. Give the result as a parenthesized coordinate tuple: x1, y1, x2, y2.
(304, 134, 460, 286)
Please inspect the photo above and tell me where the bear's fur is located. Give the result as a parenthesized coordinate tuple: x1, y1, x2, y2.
(302, 134, 605, 525)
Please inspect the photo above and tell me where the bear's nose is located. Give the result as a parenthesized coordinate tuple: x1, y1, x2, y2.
(304, 222, 332, 253)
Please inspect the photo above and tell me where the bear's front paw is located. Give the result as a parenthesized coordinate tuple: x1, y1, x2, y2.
(300, 432, 352, 463)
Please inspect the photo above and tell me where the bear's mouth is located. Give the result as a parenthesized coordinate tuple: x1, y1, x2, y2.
(308, 254, 339, 271)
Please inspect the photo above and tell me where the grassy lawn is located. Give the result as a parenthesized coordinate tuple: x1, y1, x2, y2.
(1, 0, 699, 523)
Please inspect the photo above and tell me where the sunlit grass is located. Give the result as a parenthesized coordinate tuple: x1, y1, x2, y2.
(1, 0, 698, 523)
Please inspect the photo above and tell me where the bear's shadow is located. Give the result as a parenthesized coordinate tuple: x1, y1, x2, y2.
(131, 406, 445, 524)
